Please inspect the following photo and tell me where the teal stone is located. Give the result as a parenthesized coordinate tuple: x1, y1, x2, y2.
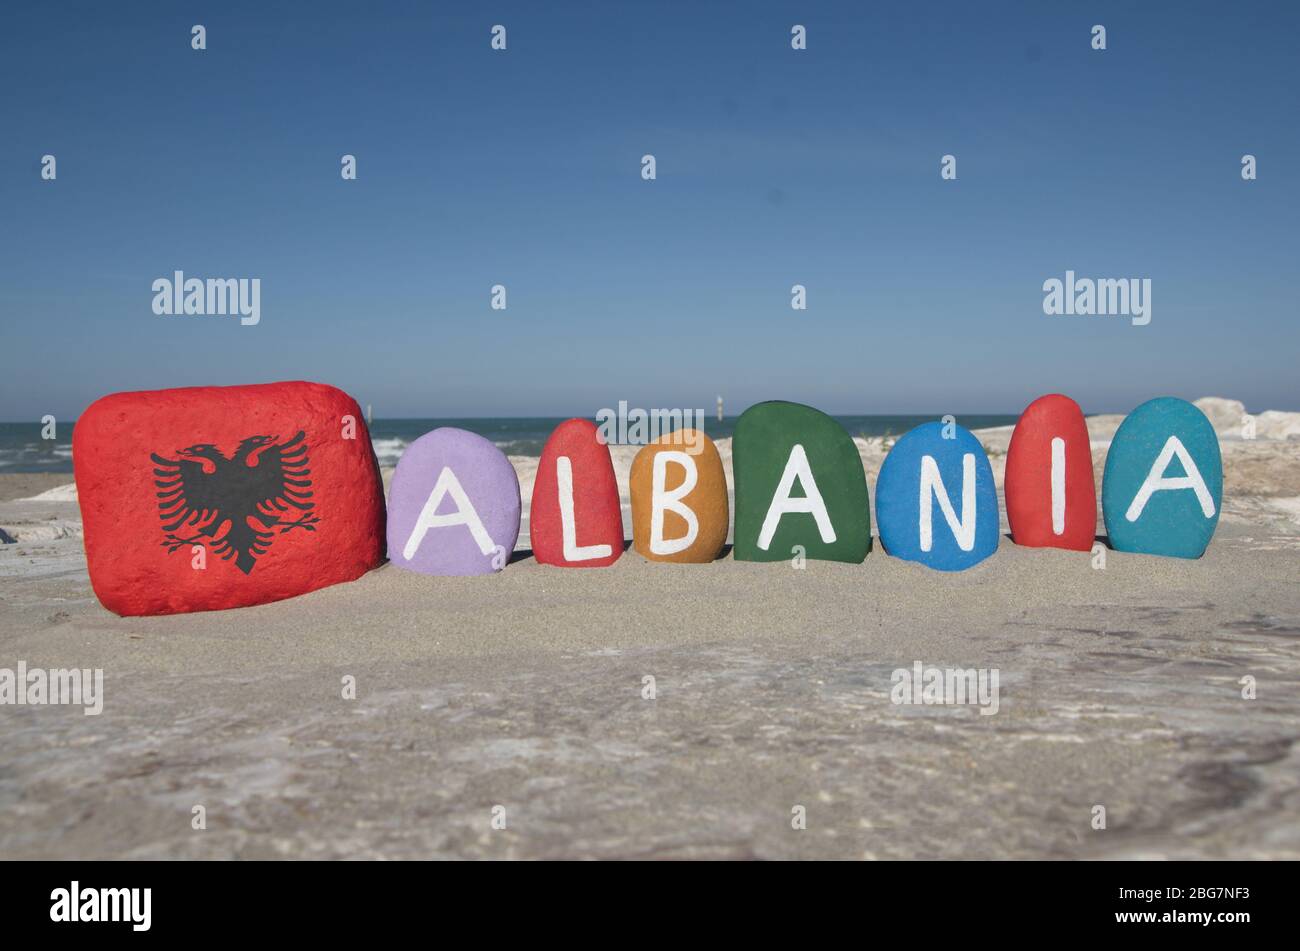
(1102, 397, 1222, 559)
(733, 401, 870, 563)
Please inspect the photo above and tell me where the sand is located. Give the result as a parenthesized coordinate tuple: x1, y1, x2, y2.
(1, 399, 1298, 859)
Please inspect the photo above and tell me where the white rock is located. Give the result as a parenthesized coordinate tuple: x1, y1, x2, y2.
(19, 482, 79, 502)
(1193, 397, 1247, 433)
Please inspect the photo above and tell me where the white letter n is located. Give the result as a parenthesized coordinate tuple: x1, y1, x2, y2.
(919, 454, 976, 552)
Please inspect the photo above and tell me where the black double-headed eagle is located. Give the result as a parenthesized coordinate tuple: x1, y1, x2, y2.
(151, 431, 320, 574)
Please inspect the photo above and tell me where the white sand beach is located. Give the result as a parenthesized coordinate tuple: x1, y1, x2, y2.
(2, 398, 1298, 859)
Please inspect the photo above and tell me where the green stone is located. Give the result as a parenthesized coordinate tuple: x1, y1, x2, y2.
(733, 401, 871, 563)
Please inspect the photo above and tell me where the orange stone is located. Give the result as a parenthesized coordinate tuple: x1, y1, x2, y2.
(630, 429, 729, 563)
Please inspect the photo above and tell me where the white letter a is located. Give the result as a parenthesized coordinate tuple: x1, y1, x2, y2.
(403, 466, 496, 559)
(1125, 436, 1215, 522)
(758, 444, 835, 550)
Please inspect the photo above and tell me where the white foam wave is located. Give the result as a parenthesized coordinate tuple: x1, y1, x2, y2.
(370, 437, 408, 467)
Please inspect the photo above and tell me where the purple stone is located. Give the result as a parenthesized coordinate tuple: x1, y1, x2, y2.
(386, 427, 521, 576)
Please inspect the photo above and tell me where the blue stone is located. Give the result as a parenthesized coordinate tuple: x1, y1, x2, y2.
(876, 421, 1000, 571)
(1102, 397, 1222, 559)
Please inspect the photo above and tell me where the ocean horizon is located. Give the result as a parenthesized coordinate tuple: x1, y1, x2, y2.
(0, 414, 1021, 474)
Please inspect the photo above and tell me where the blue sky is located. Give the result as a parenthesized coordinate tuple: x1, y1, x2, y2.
(2, 1, 1296, 420)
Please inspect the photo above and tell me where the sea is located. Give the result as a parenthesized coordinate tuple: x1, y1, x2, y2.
(0, 414, 1020, 474)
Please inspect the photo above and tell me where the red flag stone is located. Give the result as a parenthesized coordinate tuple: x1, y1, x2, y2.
(73, 381, 385, 615)
(529, 418, 624, 567)
(1005, 393, 1096, 551)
